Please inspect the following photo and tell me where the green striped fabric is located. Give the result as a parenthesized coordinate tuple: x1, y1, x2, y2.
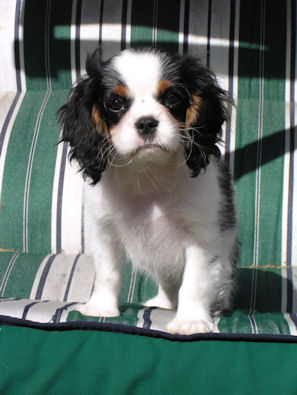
(0, 0, 297, 338)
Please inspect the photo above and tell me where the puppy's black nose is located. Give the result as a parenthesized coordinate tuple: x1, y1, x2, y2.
(135, 117, 159, 138)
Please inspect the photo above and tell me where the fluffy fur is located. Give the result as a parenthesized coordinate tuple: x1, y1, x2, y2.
(58, 48, 238, 334)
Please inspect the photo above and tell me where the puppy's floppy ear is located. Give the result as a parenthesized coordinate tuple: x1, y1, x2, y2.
(178, 56, 228, 177)
(57, 49, 109, 184)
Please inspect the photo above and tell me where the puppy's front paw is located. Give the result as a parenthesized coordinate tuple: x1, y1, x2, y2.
(167, 316, 215, 335)
(75, 292, 120, 317)
(76, 302, 120, 318)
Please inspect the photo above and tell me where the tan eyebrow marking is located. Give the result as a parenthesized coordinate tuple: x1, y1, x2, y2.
(156, 79, 172, 96)
(112, 84, 131, 98)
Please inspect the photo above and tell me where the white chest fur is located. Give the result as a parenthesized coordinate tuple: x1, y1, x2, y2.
(85, 160, 222, 280)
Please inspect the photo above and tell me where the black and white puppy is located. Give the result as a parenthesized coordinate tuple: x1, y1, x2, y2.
(58, 48, 238, 335)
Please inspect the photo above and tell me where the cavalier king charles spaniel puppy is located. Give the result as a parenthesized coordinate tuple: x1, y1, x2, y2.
(58, 47, 238, 335)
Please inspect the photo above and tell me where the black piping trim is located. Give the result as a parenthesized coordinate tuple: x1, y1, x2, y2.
(1, 315, 297, 343)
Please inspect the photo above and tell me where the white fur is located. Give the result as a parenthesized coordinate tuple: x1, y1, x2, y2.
(109, 50, 180, 158)
(76, 50, 237, 334)
(78, 149, 237, 334)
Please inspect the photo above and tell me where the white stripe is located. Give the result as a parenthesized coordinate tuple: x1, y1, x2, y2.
(293, 262, 297, 313)
(30, 254, 52, 299)
(127, 269, 136, 303)
(79, 0, 101, 76)
(284, 313, 297, 335)
(125, 0, 132, 47)
(0, 1, 18, 91)
(136, 308, 145, 328)
(152, 0, 158, 47)
(208, 0, 231, 157)
(292, 102, 297, 268)
(291, 2, 297, 270)
(0, 298, 30, 319)
(51, 140, 64, 253)
(0, 92, 25, 200)
(70, 0, 79, 83)
(149, 308, 176, 332)
(208, 0, 231, 91)
(0, 0, 26, 199)
(253, 0, 266, 269)
(18, 0, 26, 90)
(282, 0, 292, 311)
(30, 254, 84, 301)
(178, 0, 185, 55)
(25, 301, 70, 323)
(101, 1, 125, 60)
(61, 254, 94, 302)
(228, 0, 240, 176)
(60, 159, 84, 253)
(187, 1, 209, 60)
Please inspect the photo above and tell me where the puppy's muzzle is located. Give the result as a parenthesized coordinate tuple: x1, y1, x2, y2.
(135, 117, 159, 140)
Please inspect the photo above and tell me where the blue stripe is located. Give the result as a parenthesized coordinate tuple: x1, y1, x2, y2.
(143, 308, 154, 329)
(63, 254, 81, 301)
(56, 142, 68, 253)
(35, 254, 57, 299)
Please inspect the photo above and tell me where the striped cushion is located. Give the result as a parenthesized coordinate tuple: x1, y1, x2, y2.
(0, 0, 297, 339)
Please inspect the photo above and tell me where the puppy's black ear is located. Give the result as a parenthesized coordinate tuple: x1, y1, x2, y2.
(57, 49, 109, 184)
(178, 56, 228, 177)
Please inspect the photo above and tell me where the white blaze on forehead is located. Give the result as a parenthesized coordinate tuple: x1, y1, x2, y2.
(112, 50, 163, 97)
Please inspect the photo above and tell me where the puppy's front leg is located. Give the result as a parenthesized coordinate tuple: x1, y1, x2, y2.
(77, 228, 123, 318)
(167, 244, 215, 335)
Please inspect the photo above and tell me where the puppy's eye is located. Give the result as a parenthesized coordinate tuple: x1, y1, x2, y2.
(164, 92, 181, 108)
(108, 96, 126, 112)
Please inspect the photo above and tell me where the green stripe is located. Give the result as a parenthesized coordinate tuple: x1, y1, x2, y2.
(131, 2, 154, 46)
(131, 0, 180, 52)
(257, 2, 286, 267)
(23, 0, 48, 90)
(0, 92, 49, 251)
(234, 1, 261, 268)
(49, 0, 73, 91)
(23, 0, 73, 90)
(156, 0, 180, 53)
(27, 91, 69, 253)
(219, 311, 290, 335)
(234, 0, 286, 268)
(253, 312, 290, 335)
(219, 311, 253, 334)
(235, 100, 260, 267)
(2, 253, 47, 299)
(0, 252, 16, 289)
(132, 272, 157, 305)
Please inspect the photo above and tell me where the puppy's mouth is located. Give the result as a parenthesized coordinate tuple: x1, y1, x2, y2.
(132, 143, 170, 157)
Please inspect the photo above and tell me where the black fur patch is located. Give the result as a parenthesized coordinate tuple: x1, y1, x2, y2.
(217, 160, 237, 232)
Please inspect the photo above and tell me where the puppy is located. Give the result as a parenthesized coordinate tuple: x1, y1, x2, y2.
(58, 47, 238, 335)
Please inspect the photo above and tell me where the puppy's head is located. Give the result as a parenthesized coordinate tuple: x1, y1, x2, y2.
(58, 48, 228, 184)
